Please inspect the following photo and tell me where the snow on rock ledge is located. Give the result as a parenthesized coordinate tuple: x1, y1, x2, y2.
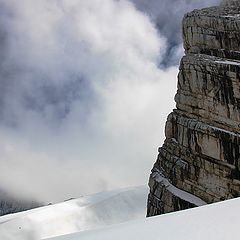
(147, 2, 240, 216)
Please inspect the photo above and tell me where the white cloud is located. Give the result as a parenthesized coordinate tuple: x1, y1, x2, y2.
(0, 0, 178, 202)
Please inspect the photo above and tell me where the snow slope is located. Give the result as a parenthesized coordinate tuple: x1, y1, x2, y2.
(0, 186, 148, 240)
(48, 196, 240, 240)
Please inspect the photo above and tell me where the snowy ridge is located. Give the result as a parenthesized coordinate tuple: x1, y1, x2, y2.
(48, 196, 240, 240)
(0, 186, 148, 240)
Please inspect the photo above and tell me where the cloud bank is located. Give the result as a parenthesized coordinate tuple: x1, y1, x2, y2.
(0, 0, 178, 202)
(0, 0, 220, 203)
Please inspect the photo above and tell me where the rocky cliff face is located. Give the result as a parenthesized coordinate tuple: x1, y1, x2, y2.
(147, 1, 240, 216)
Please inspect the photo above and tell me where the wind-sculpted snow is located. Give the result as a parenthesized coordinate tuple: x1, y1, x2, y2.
(0, 186, 148, 240)
(0, 185, 238, 240)
(50, 197, 240, 240)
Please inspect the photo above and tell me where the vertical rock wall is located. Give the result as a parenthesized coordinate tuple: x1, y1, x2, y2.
(147, 3, 240, 217)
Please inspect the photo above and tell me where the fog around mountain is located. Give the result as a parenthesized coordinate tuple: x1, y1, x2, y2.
(0, 0, 220, 203)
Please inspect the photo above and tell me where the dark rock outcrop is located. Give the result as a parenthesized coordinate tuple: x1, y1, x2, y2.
(147, 2, 240, 216)
(0, 192, 41, 216)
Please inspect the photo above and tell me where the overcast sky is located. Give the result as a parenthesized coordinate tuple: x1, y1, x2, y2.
(0, 0, 220, 203)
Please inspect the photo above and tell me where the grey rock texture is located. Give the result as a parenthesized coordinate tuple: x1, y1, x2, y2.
(147, 3, 240, 216)
(220, 0, 240, 7)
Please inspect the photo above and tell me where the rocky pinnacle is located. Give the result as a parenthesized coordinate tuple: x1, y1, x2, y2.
(147, 2, 240, 216)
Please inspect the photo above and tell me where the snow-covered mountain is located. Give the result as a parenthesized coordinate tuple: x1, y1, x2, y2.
(0, 186, 148, 240)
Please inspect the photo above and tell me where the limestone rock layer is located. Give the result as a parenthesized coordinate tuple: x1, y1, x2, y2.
(147, 3, 240, 217)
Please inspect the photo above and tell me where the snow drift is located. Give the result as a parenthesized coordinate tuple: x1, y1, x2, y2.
(49, 196, 240, 240)
(0, 186, 148, 239)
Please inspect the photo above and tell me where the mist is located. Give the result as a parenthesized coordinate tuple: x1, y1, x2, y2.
(0, 0, 220, 203)
(131, 0, 220, 66)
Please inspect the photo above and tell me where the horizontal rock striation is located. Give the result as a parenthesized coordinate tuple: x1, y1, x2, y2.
(183, 5, 240, 60)
(147, 2, 240, 217)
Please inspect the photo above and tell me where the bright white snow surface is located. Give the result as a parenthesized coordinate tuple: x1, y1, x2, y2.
(0, 186, 148, 240)
(49, 197, 240, 240)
